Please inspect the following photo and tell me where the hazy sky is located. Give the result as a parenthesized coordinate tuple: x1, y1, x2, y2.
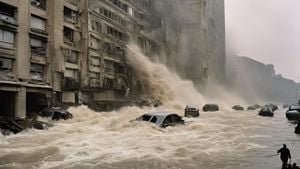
(225, 0, 300, 81)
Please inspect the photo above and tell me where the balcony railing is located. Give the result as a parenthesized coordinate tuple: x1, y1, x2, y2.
(0, 13, 15, 24)
(31, 47, 46, 56)
(0, 41, 14, 49)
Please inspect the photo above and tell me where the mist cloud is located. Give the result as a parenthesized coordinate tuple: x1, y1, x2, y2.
(225, 0, 300, 81)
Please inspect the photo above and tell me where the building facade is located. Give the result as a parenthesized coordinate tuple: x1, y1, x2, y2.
(0, 0, 159, 118)
(154, 0, 226, 86)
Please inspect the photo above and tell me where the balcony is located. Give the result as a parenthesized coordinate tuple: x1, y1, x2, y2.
(31, 47, 46, 57)
(0, 13, 16, 25)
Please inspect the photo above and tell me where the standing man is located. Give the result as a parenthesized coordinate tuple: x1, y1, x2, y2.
(277, 144, 292, 169)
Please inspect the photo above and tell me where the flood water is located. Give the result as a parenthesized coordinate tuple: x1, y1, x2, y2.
(0, 106, 299, 169)
(1, 46, 299, 169)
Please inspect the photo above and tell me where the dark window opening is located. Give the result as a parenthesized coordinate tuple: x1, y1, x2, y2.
(64, 6, 78, 24)
(63, 27, 74, 43)
(103, 78, 114, 88)
(0, 91, 16, 118)
(0, 58, 12, 71)
(0, 2, 16, 23)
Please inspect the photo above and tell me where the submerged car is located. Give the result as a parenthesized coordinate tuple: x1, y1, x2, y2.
(202, 104, 219, 112)
(232, 105, 244, 111)
(286, 110, 300, 120)
(39, 107, 73, 120)
(258, 107, 274, 117)
(184, 105, 200, 117)
(134, 112, 184, 128)
(286, 105, 300, 120)
(288, 105, 300, 112)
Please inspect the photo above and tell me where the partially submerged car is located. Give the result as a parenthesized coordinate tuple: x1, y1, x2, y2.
(184, 105, 200, 117)
(286, 110, 300, 120)
(286, 105, 300, 120)
(134, 112, 184, 128)
(39, 107, 73, 120)
(232, 105, 244, 111)
(202, 104, 219, 112)
(258, 107, 274, 117)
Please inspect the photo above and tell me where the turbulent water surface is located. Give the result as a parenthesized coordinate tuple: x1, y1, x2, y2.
(0, 107, 299, 169)
(1, 46, 299, 169)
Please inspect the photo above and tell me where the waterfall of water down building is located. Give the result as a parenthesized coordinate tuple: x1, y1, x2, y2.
(126, 44, 206, 110)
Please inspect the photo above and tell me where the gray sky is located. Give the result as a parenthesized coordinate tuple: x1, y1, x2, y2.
(225, 0, 300, 81)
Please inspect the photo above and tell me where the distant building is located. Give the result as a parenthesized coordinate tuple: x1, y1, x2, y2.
(154, 0, 226, 86)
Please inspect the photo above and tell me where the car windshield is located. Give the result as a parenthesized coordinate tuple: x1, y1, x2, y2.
(290, 105, 300, 110)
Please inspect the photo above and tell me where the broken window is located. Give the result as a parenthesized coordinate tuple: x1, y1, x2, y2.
(63, 48, 78, 64)
(64, 6, 78, 24)
(0, 29, 14, 49)
(30, 63, 44, 81)
(31, 15, 46, 31)
(0, 2, 16, 23)
(31, 38, 46, 56)
(31, 0, 46, 10)
(63, 26, 74, 43)
(0, 58, 12, 71)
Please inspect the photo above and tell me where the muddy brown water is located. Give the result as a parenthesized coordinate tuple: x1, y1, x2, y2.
(0, 106, 299, 169)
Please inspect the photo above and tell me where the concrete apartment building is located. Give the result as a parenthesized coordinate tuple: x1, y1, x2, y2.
(155, 0, 226, 86)
(0, 0, 159, 118)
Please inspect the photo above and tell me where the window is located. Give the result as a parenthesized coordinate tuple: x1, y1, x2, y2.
(122, 4, 128, 12)
(31, 15, 46, 31)
(90, 37, 102, 50)
(31, 38, 46, 56)
(90, 57, 101, 67)
(89, 72, 100, 86)
(30, 63, 44, 81)
(0, 29, 14, 49)
(91, 20, 101, 33)
(0, 58, 12, 71)
(64, 6, 78, 24)
(63, 27, 74, 42)
(104, 60, 115, 74)
(31, 0, 46, 10)
(65, 68, 78, 81)
(0, 2, 16, 23)
(63, 49, 78, 64)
